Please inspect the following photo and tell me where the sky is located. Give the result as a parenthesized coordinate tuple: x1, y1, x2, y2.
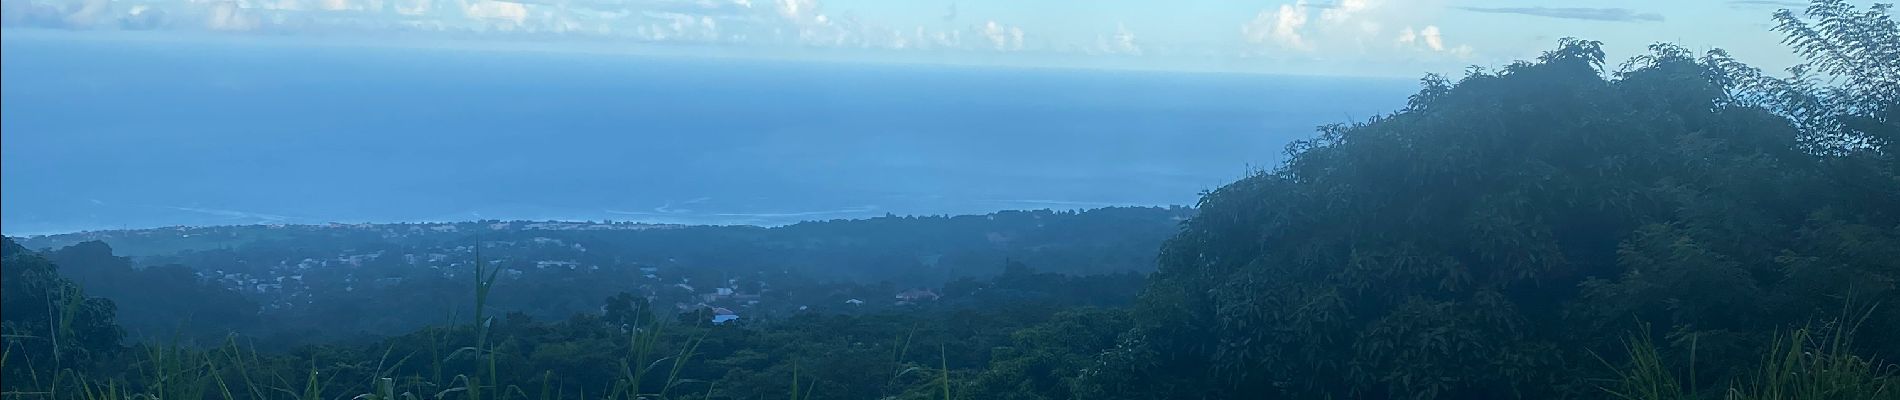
(0, 0, 1841, 77)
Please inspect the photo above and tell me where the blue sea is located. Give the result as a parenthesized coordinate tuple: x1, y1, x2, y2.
(1, 32, 1414, 235)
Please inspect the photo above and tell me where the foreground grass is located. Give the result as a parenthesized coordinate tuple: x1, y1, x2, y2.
(1601, 317, 1898, 400)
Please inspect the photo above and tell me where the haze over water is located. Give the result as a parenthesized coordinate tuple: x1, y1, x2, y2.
(1, 33, 1412, 235)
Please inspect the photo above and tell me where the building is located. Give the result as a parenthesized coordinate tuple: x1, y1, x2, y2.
(710, 307, 739, 325)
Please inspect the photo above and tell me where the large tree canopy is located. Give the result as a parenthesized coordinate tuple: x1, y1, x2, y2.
(1, 238, 124, 386)
(1098, 20, 1898, 399)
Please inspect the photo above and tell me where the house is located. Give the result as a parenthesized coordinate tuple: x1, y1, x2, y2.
(710, 307, 739, 325)
(845, 299, 864, 305)
(536, 261, 579, 270)
(895, 289, 940, 302)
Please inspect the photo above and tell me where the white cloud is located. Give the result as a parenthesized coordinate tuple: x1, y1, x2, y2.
(1420, 25, 1443, 51)
(11, 0, 1397, 65)
(1245, 0, 1471, 58)
(1396, 25, 1449, 52)
(637, 11, 720, 41)
(776, 0, 812, 19)
(60, 0, 110, 28)
(1094, 22, 1141, 56)
(205, 1, 258, 30)
(1321, 0, 1371, 23)
(393, 0, 430, 16)
(1241, 3, 1309, 50)
(981, 20, 1024, 51)
(464, 0, 527, 24)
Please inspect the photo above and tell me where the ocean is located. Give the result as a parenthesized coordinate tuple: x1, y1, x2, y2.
(0, 31, 1414, 235)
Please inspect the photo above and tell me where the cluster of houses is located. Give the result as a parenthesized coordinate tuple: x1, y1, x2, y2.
(163, 229, 950, 326)
(656, 273, 949, 325)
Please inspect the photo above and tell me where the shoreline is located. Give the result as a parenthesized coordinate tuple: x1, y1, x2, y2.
(4, 204, 1193, 238)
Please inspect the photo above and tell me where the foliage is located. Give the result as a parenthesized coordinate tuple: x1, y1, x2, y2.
(11, 207, 1188, 343)
(40, 241, 257, 344)
(1089, 2, 1899, 398)
(1602, 318, 1898, 400)
(1, 238, 125, 392)
(4, 2, 1896, 399)
(2, 235, 1146, 399)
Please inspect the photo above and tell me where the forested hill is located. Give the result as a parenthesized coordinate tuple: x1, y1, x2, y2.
(1105, 34, 1900, 400)
(8, 206, 1188, 342)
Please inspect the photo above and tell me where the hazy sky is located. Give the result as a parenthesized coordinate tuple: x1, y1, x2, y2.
(0, 0, 1835, 76)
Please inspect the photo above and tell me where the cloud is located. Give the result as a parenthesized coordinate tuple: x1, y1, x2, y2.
(0, 0, 947, 54)
(1094, 22, 1141, 55)
(1240, 0, 1475, 63)
(1394, 24, 1467, 58)
(1455, 6, 1664, 22)
(636, 11, 720, 41)
(1241, 2, 1309, 50)
(1396, 25, 1443, 51)
(776, 0, 813, 19)
(624, 0, 756, 17)
(1726, 0, 1805, 9)
(1243, 0, 1457, 53)
(61, 0, 112, 28)
(980, 20, 1024, 51)
(1320, 0, 1370, 23)
(463, 0, 528, 24)
(205, 1, 259, 31)
(392, 0, 430, 16)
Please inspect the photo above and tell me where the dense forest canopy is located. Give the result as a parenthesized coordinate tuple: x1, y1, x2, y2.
(1107, 3, 1898, 397)
(3, 1, 1897, 399)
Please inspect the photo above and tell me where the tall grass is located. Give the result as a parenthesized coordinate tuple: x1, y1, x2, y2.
(938, 346, 953, 400)
(1727, 326, 1897, 399)
(1602, 318, 1898, 400)
(788, 362, 814, 400)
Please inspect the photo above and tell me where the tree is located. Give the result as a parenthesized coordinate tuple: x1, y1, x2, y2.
(1, 237, 124, 388)
(1767, 0, 1898, 152)
(45, 241, 259, 343)
(1091, 29, 1899, 399)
